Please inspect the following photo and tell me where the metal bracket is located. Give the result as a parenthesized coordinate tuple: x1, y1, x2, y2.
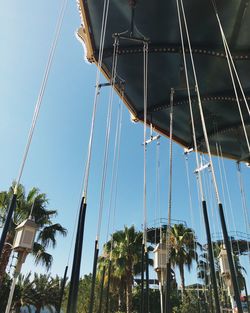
(184, 147, 194, 154)
(113, 33, 150, 44)
(143, 134, 161, 145)
(194, 162, 211, 174)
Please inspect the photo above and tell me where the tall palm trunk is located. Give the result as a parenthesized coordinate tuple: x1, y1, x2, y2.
(179, 264, 185, 293)
(35, 304, 42, 313)
(118, 284, 125, 311)
(14, 304, 21, 313)
(0, 234, 14, 286)
(126, 264, 133, 313)
(126, 280, 132, 313)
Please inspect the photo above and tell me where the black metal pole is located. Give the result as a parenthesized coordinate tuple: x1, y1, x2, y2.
(202, 200, 221, 313)
(218, 203, 243, 313)
(105, 259, 112, 313)
(165, 262, 172, 313)
(66, 197, 87, 313)
(243, 276, 250, 313)
(88, 239, 99, 313)
(66, 202, 81, 313)
(98, 266, 106, 313)
(58, 265, 68, 313)
(0, 194, 17, 258)
(197, 288, 200, 313)
(145, 250, 149, 313)
(140, 243, 144, 313)
(204, 298, 208, 313)
(209, 286, 214, 313)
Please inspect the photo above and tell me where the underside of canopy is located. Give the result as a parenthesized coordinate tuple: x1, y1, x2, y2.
(77, 0, 250, 162)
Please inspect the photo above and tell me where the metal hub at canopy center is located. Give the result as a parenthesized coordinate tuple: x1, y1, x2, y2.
(77, 0, 250, 162)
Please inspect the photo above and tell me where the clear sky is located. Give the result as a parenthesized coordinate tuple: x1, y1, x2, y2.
(0, 0, 249, 291)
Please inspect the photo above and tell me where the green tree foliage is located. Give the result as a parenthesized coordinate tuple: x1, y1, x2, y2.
(97, 225, 153, 313)
(197, 243, 247, 310)
(32, 273, 61, 313)
(0, 183, 67, 285)
(0, 273, 64, 312)
(173, 291, 207, 313)
(62, 274, 95, 313)
(169, 224, 200, 292)
(0, 274, 11, 312)
(14, 273, 35, 312)
(132, 287, 161, 313)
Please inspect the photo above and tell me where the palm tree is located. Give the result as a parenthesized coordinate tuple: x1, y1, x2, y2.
(0, 274, 11, 312)
(62, 274, 93, 313)
(49, 275, 67, 313)
(32, 273, 60, 313)
(169, 224, 200, 292)
(197, 243, 222, 287)
(198, 244, 246, 292)
(12, 273, 63, 313)
(0, 183, 67, 285)
(98, 225, 153, 313)
(13, 273, 35, 313)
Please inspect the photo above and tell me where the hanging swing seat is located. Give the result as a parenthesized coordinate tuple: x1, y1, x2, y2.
(77, 0, 250, 162)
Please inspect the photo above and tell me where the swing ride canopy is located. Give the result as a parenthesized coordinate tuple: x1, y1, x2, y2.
(77, 0, 250, 162)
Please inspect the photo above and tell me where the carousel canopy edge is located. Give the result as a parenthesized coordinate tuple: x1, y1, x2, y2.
(77, 0, 250, 163)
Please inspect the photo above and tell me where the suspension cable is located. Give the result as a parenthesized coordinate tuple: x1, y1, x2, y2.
(175, 0, 205, 202)
(67, 0, 110, 260)
(87, 37, 119, 313)
(156, 138, 161, 244)
(218, 146, 242, 262)
(179, 0, 221, 204)
(177, 3, 218, 301)
(164, 89, 174, 313)
(176, 2, 227, 311)
(204, 155, 226, 292)
(14, 0, 67, 194)
(72, 0, 111, 266)
(184, 153, 195, 228)
(0, 0, 69, 265)
(215, 143, 229, 225)
(166, 88, 174, 262)
(219, 146, 237, 235)
(96, 37, 119, 242)
(211, 0, 250, 118)
(215, 144, 241, 266)
(218, 36, 250, 155)
(177, 2, 244, 311)
(83, 0, 111, 198)
(195, 168, 210, 304)
(176, 5, 217, 301)
(210, 1, 250, 157)
(110, 99, 123, 257)
(183, 153, 200, 299)
(216, 143, 242, 270)
(66, 1, 111, 312)
(105, 96, 123, 243)
(66, 168, 87, 267)
(236, 162, 250, 261)
(143, 41, 149, 247)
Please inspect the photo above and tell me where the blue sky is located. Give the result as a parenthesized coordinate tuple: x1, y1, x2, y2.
(0, 0, 249, 291)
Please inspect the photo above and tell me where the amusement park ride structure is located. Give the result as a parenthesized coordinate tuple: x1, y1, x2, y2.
(0, 0, 250, 313)
(74, 1, 250, 312)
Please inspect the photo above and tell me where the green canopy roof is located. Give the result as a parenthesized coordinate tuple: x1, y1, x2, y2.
(78, 0, 250, 162)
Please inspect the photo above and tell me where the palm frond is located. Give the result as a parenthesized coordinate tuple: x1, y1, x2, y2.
(37, 223, 67, 248)
(32, 242, 53, 270)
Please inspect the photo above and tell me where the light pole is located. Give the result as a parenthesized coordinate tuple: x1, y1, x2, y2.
(153, 242, 167, 313)
(219, 246, 239, 313)
(5, 218, 38, 313)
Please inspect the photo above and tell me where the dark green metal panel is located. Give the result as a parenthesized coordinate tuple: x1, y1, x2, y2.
(81, 0, 250, 161)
